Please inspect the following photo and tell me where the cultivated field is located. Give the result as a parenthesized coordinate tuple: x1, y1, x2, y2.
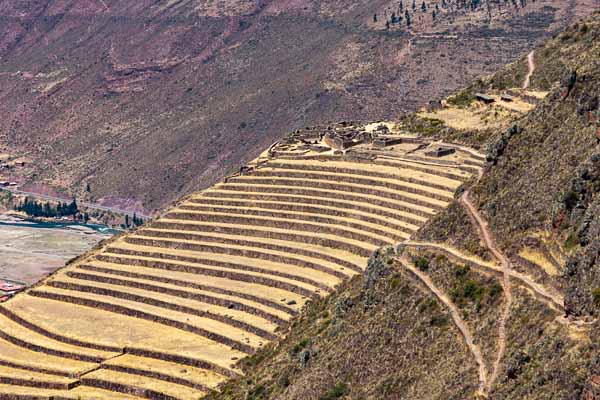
(0, 125, 484, 399)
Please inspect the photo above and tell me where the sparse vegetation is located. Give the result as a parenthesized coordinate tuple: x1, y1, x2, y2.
(320, 382, 348, 400)
(592, 288, 600, 307)
(564, 231, 579, 250)
(447, 90, 476, 108)
(450, 279, 486, 306)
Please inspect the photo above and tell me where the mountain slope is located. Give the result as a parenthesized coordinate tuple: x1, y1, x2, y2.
(0, 0, 597, 213)
(206, 12, 600, 400)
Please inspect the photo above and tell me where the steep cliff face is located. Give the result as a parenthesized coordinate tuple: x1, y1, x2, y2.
(0, 0, 595, 212)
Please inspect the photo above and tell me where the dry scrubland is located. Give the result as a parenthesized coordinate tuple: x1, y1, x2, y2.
(0, 126, 484, 398)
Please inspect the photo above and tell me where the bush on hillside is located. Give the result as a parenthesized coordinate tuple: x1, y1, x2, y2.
(320, 382, 348, 400)
(415, 256, 430, 271)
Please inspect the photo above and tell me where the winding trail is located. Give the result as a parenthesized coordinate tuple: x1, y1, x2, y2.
(459, 187, 511, 393)
(522, 51, 535, 90)
(397, 256, 488, 396)
(402, 241, 565, 313)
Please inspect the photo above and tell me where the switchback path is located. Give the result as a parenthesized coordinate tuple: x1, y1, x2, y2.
(402, 241, 565, 313)
(397, 255, 488, 396)
(523, 51, 535, 90)
(459, 187, 511, 394)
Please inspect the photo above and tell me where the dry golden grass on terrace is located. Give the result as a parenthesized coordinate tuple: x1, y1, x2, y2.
(180, 199, 422, 232)
(518, 247, 561, 276)
(419, 89, 538, 131)
(0, 384, 144, 399)
(81, 256, 304, 314)
(0, 124, 483, 399)
(141, 225, 369, 267)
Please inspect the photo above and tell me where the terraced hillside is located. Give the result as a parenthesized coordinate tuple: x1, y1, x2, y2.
(0, 125, 484, 399)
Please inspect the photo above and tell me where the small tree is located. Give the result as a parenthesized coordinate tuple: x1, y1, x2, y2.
(373, 13, 378, 22)
(415, 257, 430, 271)
(422, 1, 427, 11)
(593, 288, 600, 307)
(66, 199, 78, 216)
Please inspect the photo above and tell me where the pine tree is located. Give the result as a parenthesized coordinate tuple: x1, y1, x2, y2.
(374, 13, 378, 22)
(67, 199, 78, 216)
(43, 202, 53, 217)
(391, 11, 397, 22)
(405, 10, 412, 26)
(422, 1, 427, 12)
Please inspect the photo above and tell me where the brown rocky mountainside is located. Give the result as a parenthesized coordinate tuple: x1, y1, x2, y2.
(207, 12, 600, 400)
(0, 0, 597, 213)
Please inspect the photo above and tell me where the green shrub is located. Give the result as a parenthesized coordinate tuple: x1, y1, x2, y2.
(592, 288, 600, 307)
(455, 264, 471, 278)
(292, 338, 310, 354)
(564, 232, 580, 250)
(563, 190, 579, 211)
(415, 257, 430, 271)
(246, 384, 267, 400)
(463, 280, 485, 302)
(489, 282, 503, 299)
(390, 274, 402, 290)
(320, 382, 348, 400)
(451, 280, 486, 306)
(278, 375, 290, 388)
(447, 90, 475, 108)
(430, 314, 449, 327)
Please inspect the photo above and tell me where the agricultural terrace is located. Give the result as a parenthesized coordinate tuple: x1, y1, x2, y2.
(0, 123, 484, 399)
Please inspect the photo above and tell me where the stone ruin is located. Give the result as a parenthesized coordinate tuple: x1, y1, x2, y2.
(372, 137, 404, 148)
(425, 146, 456, 157)
(323, 130, 370, 150)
